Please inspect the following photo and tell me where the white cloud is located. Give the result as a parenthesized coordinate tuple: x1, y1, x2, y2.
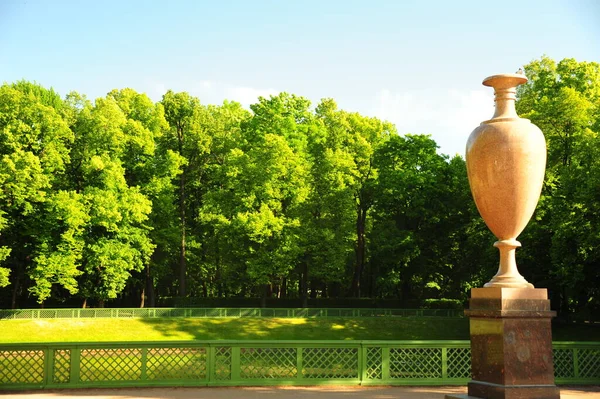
(147, 79, 278, 108)
(152, 82, 168, 99)
(224, 86, 279, 108)
(370, 88, 494, 157)
(197, 80, 214, 90)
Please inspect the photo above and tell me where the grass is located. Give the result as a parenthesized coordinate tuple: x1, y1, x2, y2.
(0, 317, 470, 343)
(0, 317, 597, 343)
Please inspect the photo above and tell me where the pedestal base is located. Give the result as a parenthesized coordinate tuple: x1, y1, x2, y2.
(448, 287, 560, 399)
(446, 382, 560, 399)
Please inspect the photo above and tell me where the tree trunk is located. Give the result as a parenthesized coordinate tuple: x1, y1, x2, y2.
(145, 262, 155, 308)
(215, 239, 222, 297)
(140, 286, 145, 308)
(332, 282, 341, 298)
(281, 277, 287, 298)
(179, 168, 187, 297)
(301, 261, 309, 308)
(310, 279, 317, 299)
(82, 298, 87, 308)
(10, 275, 21, 309)
(350, 204, 368, 297)
(561, 286, 570, 322)
(177, 123, 187, 298)
(98, 299, 105, 308)
(400, 277, 412, 307)
(260, 284, 269, 308)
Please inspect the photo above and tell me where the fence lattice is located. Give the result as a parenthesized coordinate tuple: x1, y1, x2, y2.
(0, 307, 464, 320)
(0, 340, 598, 390)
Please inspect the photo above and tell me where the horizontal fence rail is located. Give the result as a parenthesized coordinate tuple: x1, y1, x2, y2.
(0, 307, 464, 320)
(0, 340, 598, 390)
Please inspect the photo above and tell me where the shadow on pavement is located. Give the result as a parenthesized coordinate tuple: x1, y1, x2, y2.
(2, 386, 600, 399)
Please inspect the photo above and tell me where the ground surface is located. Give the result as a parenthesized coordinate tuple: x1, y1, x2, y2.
(2, 386, 600, 399)
(1, 317, 598, 343)
(0, 317, 470, 342)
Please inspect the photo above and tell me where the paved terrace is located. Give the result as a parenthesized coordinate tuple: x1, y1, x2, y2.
(2, 386, 600, 398)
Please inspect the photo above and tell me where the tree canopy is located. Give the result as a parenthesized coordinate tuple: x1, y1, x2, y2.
(1, 56, 598, 319)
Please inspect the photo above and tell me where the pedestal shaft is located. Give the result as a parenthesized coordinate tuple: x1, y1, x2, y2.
(446, 288, 560, 399)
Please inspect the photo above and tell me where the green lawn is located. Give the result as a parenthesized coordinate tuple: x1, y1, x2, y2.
(0, 317, 597, 343)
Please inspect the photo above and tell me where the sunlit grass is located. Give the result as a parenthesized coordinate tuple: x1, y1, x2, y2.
(0, 317, 596, 343)
(0, 317, 469, 343)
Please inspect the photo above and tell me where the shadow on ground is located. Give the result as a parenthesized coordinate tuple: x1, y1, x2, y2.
(137, 316, 471, 341)
(2, 386, 600, 399)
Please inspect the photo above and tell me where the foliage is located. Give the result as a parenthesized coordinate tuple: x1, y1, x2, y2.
(1, 56, 598, 321)
(517, 56, 600, 317)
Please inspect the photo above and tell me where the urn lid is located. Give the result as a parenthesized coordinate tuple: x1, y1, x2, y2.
(483, 73, 528, 89)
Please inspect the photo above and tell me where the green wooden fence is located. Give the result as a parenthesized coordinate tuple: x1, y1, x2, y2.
(0, 340, 598, 390)
(0, 307, 464, 320)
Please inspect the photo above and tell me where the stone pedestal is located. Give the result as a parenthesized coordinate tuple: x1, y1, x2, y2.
(446, 287, 560, 399)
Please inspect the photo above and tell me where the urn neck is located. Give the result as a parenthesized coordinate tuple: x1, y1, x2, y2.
(492, 86, 518, 119)
(482, 73, 528, 121)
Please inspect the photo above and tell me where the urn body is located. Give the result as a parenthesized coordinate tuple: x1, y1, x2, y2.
(466, 74, 546, 288)
(466, 119, 546, 241)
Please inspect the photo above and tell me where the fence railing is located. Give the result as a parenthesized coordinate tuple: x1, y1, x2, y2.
(0, 307, 464, 320)
(0, 340, 598, 390)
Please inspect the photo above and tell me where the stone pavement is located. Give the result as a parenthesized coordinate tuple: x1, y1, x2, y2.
(2, 386, 600, 398)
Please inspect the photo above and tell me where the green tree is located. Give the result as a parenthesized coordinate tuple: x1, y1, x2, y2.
(314, 102, 393, 297)
(371, 135, 484, 303)
(517, 56, 600, 319)
(202, 94, 311, 302)
(192, 101, 250, 298)
(68, 96, 155, 307)
(160, 91, 208, 297)
(106, 88, 179, 306)
(0, 84, 75, 306)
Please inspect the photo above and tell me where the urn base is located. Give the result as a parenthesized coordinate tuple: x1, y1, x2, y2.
(454, 288, 560, 399)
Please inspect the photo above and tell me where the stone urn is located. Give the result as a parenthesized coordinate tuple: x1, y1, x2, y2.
(466, 73, 546, 288)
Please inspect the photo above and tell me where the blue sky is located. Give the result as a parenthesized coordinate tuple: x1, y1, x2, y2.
(1, 0, 599, 156)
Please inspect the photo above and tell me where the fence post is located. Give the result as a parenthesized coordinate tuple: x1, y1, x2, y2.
(70, 346, 80, 386)
(359, 343, 367, 384)
(296, 345, 303, 380)
(140, 347, 148, 381)
(207, 344, 215, 385)
(44, 347, 53, 387)
(231, 346, 241, 382)
(441, 346, 448, 380)
(573, 348, 579, 379)
(382, 347, 390, 381)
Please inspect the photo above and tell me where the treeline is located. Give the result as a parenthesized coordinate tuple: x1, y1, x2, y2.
(0, 56, 598, 318)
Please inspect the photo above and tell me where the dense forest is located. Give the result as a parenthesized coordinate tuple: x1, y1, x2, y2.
(0, 56, 598, 317)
